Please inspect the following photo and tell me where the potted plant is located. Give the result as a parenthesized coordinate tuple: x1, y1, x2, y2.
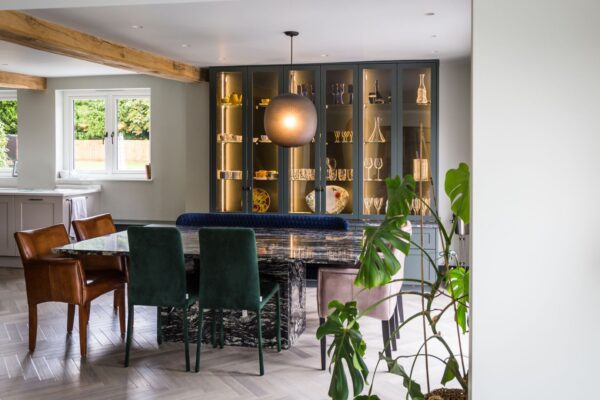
(317, 163, 470, 400)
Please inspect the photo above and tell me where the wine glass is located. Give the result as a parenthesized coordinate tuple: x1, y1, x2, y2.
(348, 130, 353, 143)
(339, 83, 345, 104)
(338, 169, 347, 181)
(363, 197, 373, 215)
(334, 130, 341, 143)
(342, 130, 349, 143)
(374, 197, 384, 214)
(364, 158, 373, 180)
(374, 157, 383, 180)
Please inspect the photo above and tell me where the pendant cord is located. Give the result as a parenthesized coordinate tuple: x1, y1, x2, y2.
(290, 35, 293, 66)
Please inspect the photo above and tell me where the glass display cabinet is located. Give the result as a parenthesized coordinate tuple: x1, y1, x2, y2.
(360, 64, 396, 217)
(250, 68, 283, 213)
(286, 66, 320, 214)
(402, 66, 434, 218)
(323, 66, 358, 215)
(214, 70, 244, 212)
(210, 61, 437, 221)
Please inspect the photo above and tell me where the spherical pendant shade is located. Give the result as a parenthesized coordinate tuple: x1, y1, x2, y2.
(264, 93, 317, 147)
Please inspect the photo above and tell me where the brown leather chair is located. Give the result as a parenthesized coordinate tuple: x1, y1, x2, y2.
(14, 224, 126, 357)
(72, 214, 128, 315)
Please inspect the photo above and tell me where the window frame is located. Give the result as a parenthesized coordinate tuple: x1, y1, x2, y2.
(0, 90, 18, 176)
(62, 88, 151, 179)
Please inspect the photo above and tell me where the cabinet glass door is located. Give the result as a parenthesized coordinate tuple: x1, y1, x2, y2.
(402, 67, 433, 216)
(287, 68, 318, 214)
(215, 71, 244, 212)
(250, 69, 281, 213)
(362, 66, 395, 217)
(324, 68, 355, 215)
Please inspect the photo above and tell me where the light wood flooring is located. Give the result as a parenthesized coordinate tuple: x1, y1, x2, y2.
(0, 267, 466, 399)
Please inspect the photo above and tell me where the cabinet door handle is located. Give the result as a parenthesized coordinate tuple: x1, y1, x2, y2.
(27, 198, 43, 201)
(102, 131, 108, 144)
(110, 131, 115, 144)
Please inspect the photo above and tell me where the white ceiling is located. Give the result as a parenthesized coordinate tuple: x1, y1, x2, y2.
(1, 0, 471, 77)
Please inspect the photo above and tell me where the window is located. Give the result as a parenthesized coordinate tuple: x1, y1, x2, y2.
(63, 89, 150, 178)
(0, 90, 18, 173)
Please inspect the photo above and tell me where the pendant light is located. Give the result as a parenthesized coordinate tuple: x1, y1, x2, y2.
(264, 31, 317, 147)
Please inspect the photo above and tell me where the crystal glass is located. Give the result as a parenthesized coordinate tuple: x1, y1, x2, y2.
(338, 169, 347, 181)
(334, 130, 341, 143)
(374, 157, 383, 180)
(363, 197, 373, 214)
(374, 197, 384, 214)
(364, 157, 373, 180)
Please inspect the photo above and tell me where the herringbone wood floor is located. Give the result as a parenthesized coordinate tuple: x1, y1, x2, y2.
(0, 267, 465, 399)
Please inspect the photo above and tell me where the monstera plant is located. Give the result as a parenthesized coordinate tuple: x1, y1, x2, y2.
(317, 163, 471, 400)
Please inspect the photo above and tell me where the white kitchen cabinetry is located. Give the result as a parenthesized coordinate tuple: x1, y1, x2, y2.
(0, 188, 100, 257)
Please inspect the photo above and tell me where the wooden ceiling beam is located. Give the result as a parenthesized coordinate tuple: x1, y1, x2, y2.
(0, 70, 46, 90)
(0, 11, 206, 83)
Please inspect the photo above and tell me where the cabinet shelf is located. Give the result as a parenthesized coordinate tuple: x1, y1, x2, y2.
(254, 177, 278, 181)
(364, 178, 386, 182)
(219, 103, 242, 109)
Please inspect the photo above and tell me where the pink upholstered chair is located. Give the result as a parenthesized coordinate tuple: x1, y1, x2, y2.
(317, 222, 411, 369)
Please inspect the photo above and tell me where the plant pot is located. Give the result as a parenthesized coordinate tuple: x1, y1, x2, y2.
(425, 388, 467, 400)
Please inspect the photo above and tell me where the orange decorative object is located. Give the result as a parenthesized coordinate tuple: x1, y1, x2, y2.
(252, 188, 271, 213)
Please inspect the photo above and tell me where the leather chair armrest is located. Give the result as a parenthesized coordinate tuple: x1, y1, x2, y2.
(24, 258, 85, 305)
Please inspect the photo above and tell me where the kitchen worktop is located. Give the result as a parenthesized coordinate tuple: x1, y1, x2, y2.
(0, 185, 101, 197)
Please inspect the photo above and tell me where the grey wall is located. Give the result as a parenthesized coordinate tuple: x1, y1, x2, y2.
(472, 0, 600, 397)
(13, 74, 209, 222)
(439, 58, 472, 259)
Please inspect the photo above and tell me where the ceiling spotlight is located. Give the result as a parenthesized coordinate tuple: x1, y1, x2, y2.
(131, 25, 143, 29)
(425, 12, 435, 16)
(320, 54, 329, 57)
(181, 43, 191, 48)
(218, 57, 226, 61)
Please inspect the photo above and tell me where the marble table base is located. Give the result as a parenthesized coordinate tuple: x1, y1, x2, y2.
(160, 260, 306, 349)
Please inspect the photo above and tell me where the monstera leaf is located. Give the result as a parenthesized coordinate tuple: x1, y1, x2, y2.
(385, 175, 416, 218)
(382, 355, 425, 400)
(355, 176, 414, 288)
(317, 301, 369, 400)
(447, 266, 470, 334)
(445, 163, 470, 224)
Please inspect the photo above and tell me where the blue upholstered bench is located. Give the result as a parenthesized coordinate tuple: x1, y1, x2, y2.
(176, 213, 348, 231)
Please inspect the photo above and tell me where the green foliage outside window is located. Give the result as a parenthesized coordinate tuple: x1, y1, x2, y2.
(74, 98, 150, 140)
(0, 100, 17, 168)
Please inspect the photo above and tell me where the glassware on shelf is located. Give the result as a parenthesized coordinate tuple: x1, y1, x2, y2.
(374, 157, 383, 180)
(349, 130, 353, 143)
(338, 83, 345, 104)
(334, 130, 341, 143)
(374, 79, 384, 104)
(348, 84, 354, 104)
(326, 157, 337, 171)
(373, 197, 384, 214)
(342, 130, 350, 143)
(416, 73, 429, 105)
(364, 157, 373, 180)
(347, 169, 353, 181)
(338, 169, 347, 181)
(367, 116, 386, 143)
(363, 197, 373, 214)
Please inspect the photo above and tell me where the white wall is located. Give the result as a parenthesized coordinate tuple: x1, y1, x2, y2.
(472, 0, 600, 397)
(16, 75, 209, 222)
(439, 59, 472, 259)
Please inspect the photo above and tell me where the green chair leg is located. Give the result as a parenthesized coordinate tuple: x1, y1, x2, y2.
(195, 308, 204, 373)
(211, 309, 217, 348)
(257, 312, 264, 376)
(276, 289, 282, 352)
(219, 309, 224, 349)
(157, 306, 162, 345)
(124, 304, 134, 367)
(183, 305, 190, 372)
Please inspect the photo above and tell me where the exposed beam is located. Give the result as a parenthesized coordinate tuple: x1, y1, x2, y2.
(0, 11, 207, 82)
(0, 70, 46, 90)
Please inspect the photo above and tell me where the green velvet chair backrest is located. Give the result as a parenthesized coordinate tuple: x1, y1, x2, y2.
(127, 226, 187, 306)
(198, 227, 260, 311)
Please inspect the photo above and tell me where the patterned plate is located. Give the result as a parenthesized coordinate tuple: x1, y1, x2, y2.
(305, 185, 349, 214)
(252, 188, 271, 213)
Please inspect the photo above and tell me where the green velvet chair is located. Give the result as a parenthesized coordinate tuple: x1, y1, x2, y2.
(125, 226, 198, 371)
(195, 227, 281, 375)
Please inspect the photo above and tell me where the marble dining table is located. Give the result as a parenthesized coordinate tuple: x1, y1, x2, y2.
(53, 225, 363, 349)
